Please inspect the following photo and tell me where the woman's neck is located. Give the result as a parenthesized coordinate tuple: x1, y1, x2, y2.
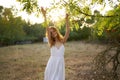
(55, 37, 59, 42)
(54, 38, 60, 44)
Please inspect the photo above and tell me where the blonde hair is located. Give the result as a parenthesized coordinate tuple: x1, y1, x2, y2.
(46, 26, 63, 47)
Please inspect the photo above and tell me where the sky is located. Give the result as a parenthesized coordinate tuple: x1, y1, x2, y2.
(0, 0, 119, 24)
(0, 0, 66, 24)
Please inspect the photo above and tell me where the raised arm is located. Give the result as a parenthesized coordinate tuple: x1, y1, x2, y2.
(63, 13, 70, 43)
(41, 7, 47, 27)
(41, 7, 51, 44)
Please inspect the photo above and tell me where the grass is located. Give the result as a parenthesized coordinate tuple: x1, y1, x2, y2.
(0, 41, 107, 80)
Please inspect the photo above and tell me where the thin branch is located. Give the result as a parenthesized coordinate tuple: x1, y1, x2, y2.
(64, 1, 120, 18)
(78, 10, 119, 18)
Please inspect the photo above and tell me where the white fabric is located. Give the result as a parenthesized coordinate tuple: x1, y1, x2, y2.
(44, 44, 65, 80)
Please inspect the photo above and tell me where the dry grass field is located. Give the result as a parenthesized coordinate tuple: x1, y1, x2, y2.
(0, 41, 107, 80)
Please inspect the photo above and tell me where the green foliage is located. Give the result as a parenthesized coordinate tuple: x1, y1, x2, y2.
(0, 6, 3, 13)
(92, 0, 104, 4)
(17, 0, 38, 14)
(0, 6, 46, 46)
(8, 0, 120, 44)
(60, 24, 91, 41)
(92, 5, 120, 42)
(23, 23, 45, 41)
(0, 7, 25, 45)
(69, 26, 91, 40)
(82, 6, 91, 15)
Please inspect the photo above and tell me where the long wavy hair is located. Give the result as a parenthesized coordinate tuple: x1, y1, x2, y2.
(46, 26, 63, 47)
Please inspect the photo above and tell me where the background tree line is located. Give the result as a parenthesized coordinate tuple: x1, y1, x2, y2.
(0, 5, 92, 46)
(0, 6, 45, 46)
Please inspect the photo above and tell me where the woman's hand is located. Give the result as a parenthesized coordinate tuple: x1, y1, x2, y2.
(65, 13, 69, 26)
(41, 7, 46, 17)
(46, 27, 53, 34)
(65, 13, 69, 20)
(41, 7, 48, 27)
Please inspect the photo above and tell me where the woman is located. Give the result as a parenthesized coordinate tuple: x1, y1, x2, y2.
(41, 7, 70, 80)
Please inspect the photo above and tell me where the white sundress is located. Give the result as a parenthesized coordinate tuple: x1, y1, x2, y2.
(44, 44, 65, 80)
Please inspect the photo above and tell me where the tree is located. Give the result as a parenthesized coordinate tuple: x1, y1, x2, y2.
(0, 6, 26, 45)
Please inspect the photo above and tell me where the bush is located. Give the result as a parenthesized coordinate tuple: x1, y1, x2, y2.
(60, 26, 91, 41)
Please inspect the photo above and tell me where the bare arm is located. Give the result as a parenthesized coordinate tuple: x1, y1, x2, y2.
(41, 7, 47, 27)
(41, 7, 51, 43)
(63, 14, 70, 43)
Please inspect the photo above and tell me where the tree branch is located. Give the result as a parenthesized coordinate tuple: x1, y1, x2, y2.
(78, 9, 119, 18)
(64, 1, 120, 18)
